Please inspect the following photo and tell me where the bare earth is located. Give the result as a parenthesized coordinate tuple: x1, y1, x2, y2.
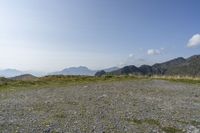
(0, 80, 200, 133)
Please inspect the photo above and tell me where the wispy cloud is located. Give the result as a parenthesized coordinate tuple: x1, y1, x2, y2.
(147, 49, 161, 55)
(187, 34, 200, 48)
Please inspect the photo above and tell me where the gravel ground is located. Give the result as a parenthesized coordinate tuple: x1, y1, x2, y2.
(0, 79, 200, 133)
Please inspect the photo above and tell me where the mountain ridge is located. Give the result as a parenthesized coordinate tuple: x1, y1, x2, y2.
(1, 55, 200, 77)
(95, 55, 200, 77)
(50, 66, 96, 76)
(49, 66, 119, 76)
(0, 66, 119, 77)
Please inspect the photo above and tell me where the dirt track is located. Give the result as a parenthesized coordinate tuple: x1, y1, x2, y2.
(0, 80, 200, 133)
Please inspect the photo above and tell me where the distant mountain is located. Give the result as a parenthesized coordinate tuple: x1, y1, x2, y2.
(11, 74, 38, 81)
(163, 55, 200, 76)
(0, 69, 46, 78)
(151, 57, 186, 75)
(0, 66, 120, 77)
(23, 70, 46, 77)
(110, 65, 142, 75)
(96, 55, 200, 77)
(51, 66, 120, 76)
(95, 70, 106, 77)
(0, 69, 24, 77)
(50, 66, 97, 76)
(95, 67, 119, 77)
(103, 67, 120, 72)
(139, 65, 154, 75)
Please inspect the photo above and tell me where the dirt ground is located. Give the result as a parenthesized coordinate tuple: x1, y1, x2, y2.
(0, 79, 200, 133)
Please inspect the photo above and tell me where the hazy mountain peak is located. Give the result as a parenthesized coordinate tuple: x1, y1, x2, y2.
(0, 69, 24, 78)
(51, 66, 96, 76)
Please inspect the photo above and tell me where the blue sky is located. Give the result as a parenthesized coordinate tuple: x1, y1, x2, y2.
(0, 0, 200, 72)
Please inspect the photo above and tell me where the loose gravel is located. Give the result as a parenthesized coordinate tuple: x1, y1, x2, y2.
(0, 80, 200, 133)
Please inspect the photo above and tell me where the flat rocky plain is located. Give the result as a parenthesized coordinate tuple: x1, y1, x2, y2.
(0, 79, 200, 133)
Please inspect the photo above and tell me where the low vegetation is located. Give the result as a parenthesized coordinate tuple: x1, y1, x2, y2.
(0, 75, 200, 92)
(0, 75, 139, 91)
(151, 75, 200, 84)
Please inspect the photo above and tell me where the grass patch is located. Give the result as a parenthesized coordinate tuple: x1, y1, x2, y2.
(125, 118, 183, 132)
(151, 75, 200, 84)
(125, 118, 143, 125)
(190, 120, 200, 126)
(0, 75, 199, 92)
(0, 75, 141, 92)
(144, 119, 160, 126)
(54, 112, 67, 118)
(125, 118, 160, 126)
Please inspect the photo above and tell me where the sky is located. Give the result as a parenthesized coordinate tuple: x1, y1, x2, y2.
(0, 0, 200, 72)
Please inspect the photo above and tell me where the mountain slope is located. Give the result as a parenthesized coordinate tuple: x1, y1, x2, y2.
(109, 65, 142, 75)
(165, 55, 200, 76)
(152, 57, 186, 75)
(97, 55, 200, 77)
(11, 74, 38, 81)
(139, 65, 154, 75)
(51, 66, 97, 76)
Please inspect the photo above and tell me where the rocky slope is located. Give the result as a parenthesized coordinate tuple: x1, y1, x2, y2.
(96, 55, 200, 77)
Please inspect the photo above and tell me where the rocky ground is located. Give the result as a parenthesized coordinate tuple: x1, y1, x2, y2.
(0, 79, 200, 133)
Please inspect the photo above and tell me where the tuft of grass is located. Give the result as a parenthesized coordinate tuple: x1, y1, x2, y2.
(54, 112, 67, 118)
(144, 119, 160, 126)
(125, 118, 160, 126)
(151, 75, 200, 84)
(126, 118, 143, 125)
(125, 118, 183, 132)
(161, 126, 183, 133)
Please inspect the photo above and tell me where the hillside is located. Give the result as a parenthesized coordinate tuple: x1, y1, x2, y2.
(96, 55, 200, 77)
(50, 66, 97, 76)
(10, 74, 38, 81)
(165, 55, 200, 76)
(110, 65, 142, 75)
(50, 66, 119, 76)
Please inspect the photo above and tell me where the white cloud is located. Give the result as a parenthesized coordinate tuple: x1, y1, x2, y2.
(147, 49, 161, 55)
(129, 53, 134, 58)
(187, 34, 200, 48)
(160, 47, 165, 50)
